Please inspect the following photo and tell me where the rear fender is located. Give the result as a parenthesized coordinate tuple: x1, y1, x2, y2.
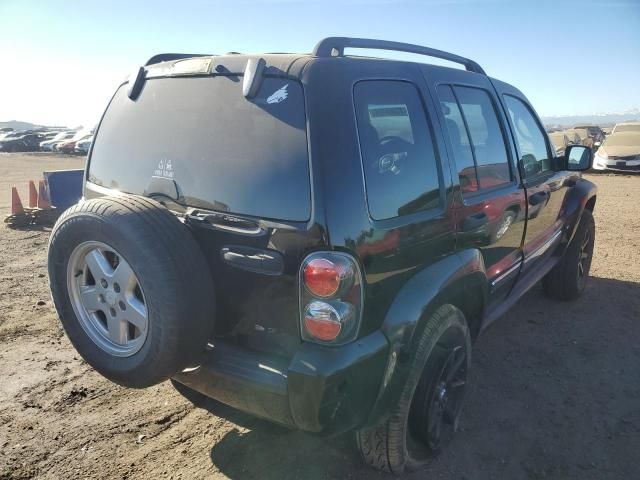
(365, 249, 488, 426)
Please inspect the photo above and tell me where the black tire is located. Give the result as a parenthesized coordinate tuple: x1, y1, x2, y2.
(48, 194, 215, 388)
(543, 209, 595, 301)
(356, 304, 471, 474)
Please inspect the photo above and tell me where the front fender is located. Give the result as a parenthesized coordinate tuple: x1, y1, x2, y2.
(562, 176, 597, 246)
(365, 249, 488, 427)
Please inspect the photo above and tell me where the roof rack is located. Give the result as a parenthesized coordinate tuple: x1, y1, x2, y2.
(312, 37, 485, 75)
(145, 53, 212, 66)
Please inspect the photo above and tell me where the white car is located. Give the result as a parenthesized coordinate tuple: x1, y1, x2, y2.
(40, 131, 76, 151)
(74, 135, 94, 155)
(592, 131, 640, 172)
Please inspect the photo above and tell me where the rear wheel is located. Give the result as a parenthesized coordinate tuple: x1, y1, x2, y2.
(356, 304, 471, 474)
(543, 209, 595, 300)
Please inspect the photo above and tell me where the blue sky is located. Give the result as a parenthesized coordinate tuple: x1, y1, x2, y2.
(1, 0, 638, 127)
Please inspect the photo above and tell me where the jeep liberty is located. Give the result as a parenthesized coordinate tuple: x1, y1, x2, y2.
(48, 37, 597, 473)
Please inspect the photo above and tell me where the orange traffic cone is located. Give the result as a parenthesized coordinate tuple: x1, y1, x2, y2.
(28, 180, 38, 208)
(11, 187, 24, 215)
(37, 180, 50, 209)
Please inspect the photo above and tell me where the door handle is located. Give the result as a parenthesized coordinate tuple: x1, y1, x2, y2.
(528, 191, 548, 206)
(221, 246, 284, 275)
(461, 212, 489, 232)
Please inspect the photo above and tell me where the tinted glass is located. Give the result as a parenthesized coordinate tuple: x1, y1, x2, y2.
(437, 85, 477, 193)
(453, 86, 512, 190)
(354, 81, 441, 220)
(89, 76, 310, 221)
(504, 95, 551, 176)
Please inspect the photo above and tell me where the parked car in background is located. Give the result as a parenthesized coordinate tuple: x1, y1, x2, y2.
(0, 133, 44, 152)
(549, 131, 570, 155)
(41, 131, 76, 151)
(0, 130, 21, 142)
(593, 131, 640, 172)
(563, 128, 583, 145)
(58, 132, 92, 154)
(612, 122, 640, 134)
(573, 125, 605, 146)
(74, 135, 94, 155)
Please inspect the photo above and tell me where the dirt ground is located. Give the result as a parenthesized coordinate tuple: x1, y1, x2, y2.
(1, 153, 638, 480)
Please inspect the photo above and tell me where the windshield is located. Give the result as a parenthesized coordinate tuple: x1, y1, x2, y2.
(614, 123, 640, 133)
(88, 75, 311, 221)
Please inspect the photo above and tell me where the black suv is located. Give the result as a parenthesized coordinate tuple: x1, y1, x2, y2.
(48, 37, 597, 473)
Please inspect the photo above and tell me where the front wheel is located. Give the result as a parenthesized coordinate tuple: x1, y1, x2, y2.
(356, 304, 471, 474)
(543, 209, 595, 301)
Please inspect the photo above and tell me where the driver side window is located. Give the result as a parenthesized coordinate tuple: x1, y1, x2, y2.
(504, 95, 551, 177)
(354, 80, 441, 220)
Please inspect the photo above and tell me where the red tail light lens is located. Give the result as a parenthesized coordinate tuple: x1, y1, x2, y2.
(304, 258, 340, 297)
(300, 252, 362, 345)
(303, 301, 344, 341)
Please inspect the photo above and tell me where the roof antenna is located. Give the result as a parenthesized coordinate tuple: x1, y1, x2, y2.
(243, 58, 266, 99)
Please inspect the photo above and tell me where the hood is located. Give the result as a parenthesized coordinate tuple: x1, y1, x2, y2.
(600, 145, 640, 158)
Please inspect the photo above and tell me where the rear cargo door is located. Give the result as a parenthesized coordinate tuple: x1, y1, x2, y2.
(86, 71, 319, 358)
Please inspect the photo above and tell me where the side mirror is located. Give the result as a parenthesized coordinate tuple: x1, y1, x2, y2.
(565, 145, 592, 171)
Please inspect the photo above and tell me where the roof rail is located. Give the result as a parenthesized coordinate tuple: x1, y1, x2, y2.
(312, 37, 485, 75)
(145, 53, 212, 66)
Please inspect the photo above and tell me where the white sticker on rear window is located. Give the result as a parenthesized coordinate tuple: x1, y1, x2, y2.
(154, 159, 174, 178)
(267, 84, 288, 104)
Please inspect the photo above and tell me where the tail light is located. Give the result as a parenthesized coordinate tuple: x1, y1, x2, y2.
(300, 252, 363, 345)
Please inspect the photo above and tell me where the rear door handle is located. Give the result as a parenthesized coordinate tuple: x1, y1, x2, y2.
(461, 212, 489, 232)
(528, 191, 548, 206)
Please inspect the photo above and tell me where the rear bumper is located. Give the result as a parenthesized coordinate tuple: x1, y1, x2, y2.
(172, 331, 388, 435)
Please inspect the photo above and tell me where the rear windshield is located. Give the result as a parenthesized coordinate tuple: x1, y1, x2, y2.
(89, 76, 311, 221)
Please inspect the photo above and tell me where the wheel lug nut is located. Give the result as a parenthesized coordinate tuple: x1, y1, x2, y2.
(119, 301, 126, 311)
(100, 279, 108, 288)
(98, 294, 105, 303)
(113, 283, 120, 293)
(109, 307, 116, 317)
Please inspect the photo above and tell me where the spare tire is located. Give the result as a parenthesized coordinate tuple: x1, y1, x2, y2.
(48, 194, 215, 388)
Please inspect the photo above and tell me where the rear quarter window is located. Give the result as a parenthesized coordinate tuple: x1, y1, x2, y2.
(354, 80, 441, 220)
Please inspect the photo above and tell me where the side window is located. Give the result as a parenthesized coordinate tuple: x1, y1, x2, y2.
(354, 81, 441, 220)
(504, 95, 551, 177)
(437, 86, 477, 193)
(437, 85, 512, 193)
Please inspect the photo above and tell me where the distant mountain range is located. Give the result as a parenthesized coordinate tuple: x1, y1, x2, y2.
(542, 108, 640, 127)
(0, 120, 70, 131)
